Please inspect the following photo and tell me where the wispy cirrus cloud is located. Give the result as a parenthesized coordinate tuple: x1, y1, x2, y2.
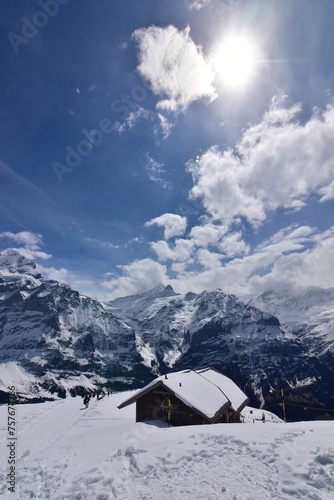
(186, 0, 212, 10)
(0, 160, 56, 208)
(132, 25, 216, 112)
(186, 0, 242, 11)
(113, 107, 150, 134)
(145, 155, 171, 189)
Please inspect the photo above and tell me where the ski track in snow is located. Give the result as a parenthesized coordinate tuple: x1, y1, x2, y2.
(21, 398, 100, 463)
(0, 394, 333, 499)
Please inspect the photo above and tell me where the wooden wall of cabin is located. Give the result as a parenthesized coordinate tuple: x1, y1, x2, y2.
(135, 388, 241, 426)
(136, 388, 208, 426)
(214, 409, 241, 423)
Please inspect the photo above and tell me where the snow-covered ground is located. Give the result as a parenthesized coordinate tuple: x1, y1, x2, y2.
(0, 392, 333, 499)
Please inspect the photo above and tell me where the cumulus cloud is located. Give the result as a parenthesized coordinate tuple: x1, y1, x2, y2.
(102, 258, 168, 298)
(188, 99, 334, 226)
(247, 228, 334, 293)
(196, 248, 223, 269)
(37, 265, 73, 283)
(218, 232, 250, 257)
(145, 213, 187, 239)
(189, 223, 227, 247)
(0, 231, 51, 260)
(161, 224, 334, 297)
(132, 25, 216, 111)
(150, 239, 194, 262)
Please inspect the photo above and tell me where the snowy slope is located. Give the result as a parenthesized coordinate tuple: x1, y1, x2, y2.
(0, 393, 333, 499)
(250, 287, 334, 357)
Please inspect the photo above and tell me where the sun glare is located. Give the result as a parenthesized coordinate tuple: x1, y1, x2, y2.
(213, 35, 260, 88)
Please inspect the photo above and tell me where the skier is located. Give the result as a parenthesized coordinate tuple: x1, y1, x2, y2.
(83, 393, 90, 409)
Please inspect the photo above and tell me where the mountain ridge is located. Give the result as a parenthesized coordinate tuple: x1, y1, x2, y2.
(0, 250, 333, 419)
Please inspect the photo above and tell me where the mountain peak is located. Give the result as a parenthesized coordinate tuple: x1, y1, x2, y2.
(0, 249, 41, 278)
(153, 283, 177, 297)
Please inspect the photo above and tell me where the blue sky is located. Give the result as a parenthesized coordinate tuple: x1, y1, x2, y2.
(1, 0, 334, 299)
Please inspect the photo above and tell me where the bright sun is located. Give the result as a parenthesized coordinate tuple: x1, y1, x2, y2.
(213, 35, 260, 88)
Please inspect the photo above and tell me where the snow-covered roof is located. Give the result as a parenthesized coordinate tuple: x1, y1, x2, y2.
(197, 368, 248, 413)
(118, 368, 248, 421)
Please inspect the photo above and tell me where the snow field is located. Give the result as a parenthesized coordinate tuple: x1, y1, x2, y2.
(0, 392, 333, 499)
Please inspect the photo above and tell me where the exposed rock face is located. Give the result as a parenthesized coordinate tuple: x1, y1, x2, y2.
(0, 250, 151, 401)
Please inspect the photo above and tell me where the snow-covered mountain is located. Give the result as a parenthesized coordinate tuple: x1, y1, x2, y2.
(108, 286, 334, 419)
(0, 250, 151, 402)
(0, 250, 333, 419)
(250, 287, 334, 365)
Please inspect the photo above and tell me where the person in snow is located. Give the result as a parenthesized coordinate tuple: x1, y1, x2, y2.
(83, 394, 90, 409)
(97, 389, 105, 400)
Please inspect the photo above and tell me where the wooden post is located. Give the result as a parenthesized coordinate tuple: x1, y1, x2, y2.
(281, 389, 287, 422)
(167, 398, 171, 427)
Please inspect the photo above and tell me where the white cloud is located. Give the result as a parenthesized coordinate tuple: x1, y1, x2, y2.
(132, 25, 216, 112)
(145, 213, 187, 239)
(150, 239, 194, 262)
(171, 262, 188, 274)
(145, 155, 171, 189)
(186, 0, 212, 9)
(37, 265, 73, 283)
(259, 225, 314, 250)
(157, 113, 174, 140)
(196, 248, 223, 268)
(102, 258, 168, 298)
(189, 223, 227, 247)
(247, 229, 334, 293)
(157, 224, 334, 297)
(218, 232, 250, 257)
(114, 107, 149, 134)
(189, 147, 266, 225)
(0, 231, 42, 250)
(0, 231, 51, 260)
(126, 108, 149, 128)
(319, 179, 334, 202)
(189, 99, 334, 226)
(186, 0, 243, 12)
(13, 248, 52, 261)
(85, 237, 120, 250)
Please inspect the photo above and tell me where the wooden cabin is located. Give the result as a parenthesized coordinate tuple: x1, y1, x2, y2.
(118, 368, 249, 426)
